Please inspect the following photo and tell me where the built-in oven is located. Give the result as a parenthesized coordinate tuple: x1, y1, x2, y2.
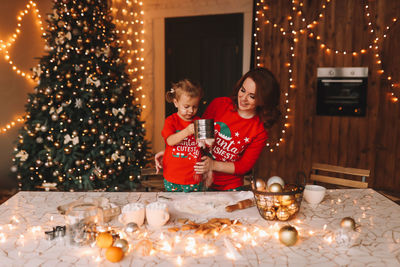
(316, 67, 368, 116)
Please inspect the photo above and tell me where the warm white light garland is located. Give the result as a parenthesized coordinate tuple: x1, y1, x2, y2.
(0, 1, 44, 134)
(0, 1, 44, 80)
(363, 2, 399, 103)
(110, 0, 146, 110)
(0, 0, 146, 135)
(254, 0, 400, 150)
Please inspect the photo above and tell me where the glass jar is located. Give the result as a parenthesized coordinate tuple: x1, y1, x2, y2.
(65, 203, 103, 246)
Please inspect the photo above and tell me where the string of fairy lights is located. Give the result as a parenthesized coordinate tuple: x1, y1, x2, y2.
(363, 2, 399, 103)
(254, 0, 400, 150)
(0, 0, 146, 135)
(2, 0, 398, 138)
(0, 1, 44, 133)
(110, 0, 146, 109)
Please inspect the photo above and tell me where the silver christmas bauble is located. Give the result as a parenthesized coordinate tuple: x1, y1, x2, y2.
(113, 238, 129, 252)
(124, 222, 138, 234)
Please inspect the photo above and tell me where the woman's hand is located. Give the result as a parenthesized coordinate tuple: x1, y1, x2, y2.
(154, 151, 164, 173)
(194, 156, 213, 174)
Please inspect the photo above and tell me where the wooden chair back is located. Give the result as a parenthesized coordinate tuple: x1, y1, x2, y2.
(140, 168, 164, 191)
(310, 163, 369, 189)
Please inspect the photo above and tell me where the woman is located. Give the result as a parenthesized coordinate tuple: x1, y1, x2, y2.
(156, 67, 281, 191)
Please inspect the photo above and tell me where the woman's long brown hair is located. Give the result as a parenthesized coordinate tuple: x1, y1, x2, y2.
(231, 68, 281, 129)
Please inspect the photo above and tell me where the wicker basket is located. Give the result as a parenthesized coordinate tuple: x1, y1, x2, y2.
(252, 185, 304, 221)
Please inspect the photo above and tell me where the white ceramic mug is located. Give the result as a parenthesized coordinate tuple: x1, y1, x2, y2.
(303, 184, 326, 204)
(146, 202, 170, 227)
(119, 203, 145, 226)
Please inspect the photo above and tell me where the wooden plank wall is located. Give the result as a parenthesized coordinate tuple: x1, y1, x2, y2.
(254, 0, 400, 194)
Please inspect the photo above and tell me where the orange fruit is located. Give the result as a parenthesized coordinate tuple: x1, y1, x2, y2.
(105, 246, 124, 263)
(96, 232, 114, 248)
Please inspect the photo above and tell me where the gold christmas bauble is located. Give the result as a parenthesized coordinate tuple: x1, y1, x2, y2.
(263, 208, 276, 220)
(279, 194, 294, 206)
(274, 197, 281, 207)
(255, 178, 266, 191)
(340, 217, 356, 230)
(269, 183, 283, 193)
(287, 202, 299, 215)
(279, 225, 298, 246)
(276, 206, 290, 221)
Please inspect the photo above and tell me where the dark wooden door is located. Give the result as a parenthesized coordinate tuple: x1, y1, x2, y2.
(165, 13, 243, 117)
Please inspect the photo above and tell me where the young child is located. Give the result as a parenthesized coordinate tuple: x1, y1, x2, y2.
(161, 79, 204, 192)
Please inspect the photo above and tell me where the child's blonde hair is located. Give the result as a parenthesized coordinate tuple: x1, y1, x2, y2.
(166, 79, 203, 103)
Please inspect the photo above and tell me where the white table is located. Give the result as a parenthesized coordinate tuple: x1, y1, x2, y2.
(0, 189, 399, 266)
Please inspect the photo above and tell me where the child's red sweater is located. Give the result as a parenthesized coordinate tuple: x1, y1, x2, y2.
(162, 113, 201, 185)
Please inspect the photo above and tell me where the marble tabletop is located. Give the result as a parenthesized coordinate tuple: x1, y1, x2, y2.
(0, 189, 399, 266)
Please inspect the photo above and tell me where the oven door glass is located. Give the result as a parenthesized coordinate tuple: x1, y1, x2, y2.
(316, 78, 367, 116)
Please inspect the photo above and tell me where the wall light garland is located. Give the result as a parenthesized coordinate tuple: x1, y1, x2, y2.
(0, 0, 146, 135)
(298, 0, 399, 102)
(110, 0, 146, 111)
(254, 0, 294, 151)
(254, 0, 400, 150)
(0, 1, 45, 81)
(363, 2, 399, 103)
(0, 1, 44, 134)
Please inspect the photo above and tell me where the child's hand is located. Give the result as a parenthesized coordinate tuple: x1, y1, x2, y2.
(154, 151, 164, 173)
(185, 123, 195, 136)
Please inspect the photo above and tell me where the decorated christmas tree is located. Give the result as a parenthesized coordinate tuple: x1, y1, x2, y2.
(12, 0, 149, 191)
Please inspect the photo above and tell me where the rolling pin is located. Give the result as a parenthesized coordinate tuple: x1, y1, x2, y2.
(225, 199, 254, 212)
